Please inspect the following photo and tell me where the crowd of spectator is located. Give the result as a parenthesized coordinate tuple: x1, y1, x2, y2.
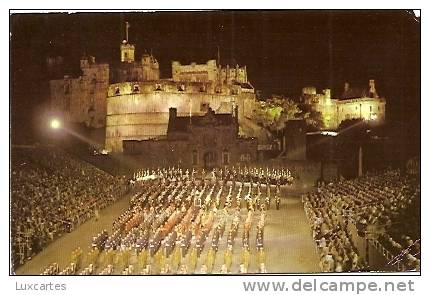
(303, 168, 420, 272)
(11, 146, 127, 269)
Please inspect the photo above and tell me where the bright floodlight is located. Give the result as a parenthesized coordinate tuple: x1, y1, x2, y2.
(50, 119, 61, 129)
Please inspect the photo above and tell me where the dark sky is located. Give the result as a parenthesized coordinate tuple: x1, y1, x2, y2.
(10, 10, 420, 139)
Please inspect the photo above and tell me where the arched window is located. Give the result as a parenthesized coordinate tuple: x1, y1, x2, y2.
(115, 87, 120, 95)
(178, 84, 185, 92)
(155, 83, 162, 91)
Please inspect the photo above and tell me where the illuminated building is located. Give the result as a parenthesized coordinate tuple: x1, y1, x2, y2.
(122, 107, 257, 169)
(301, 80, 386, 129)
(49, 27, 259, 153)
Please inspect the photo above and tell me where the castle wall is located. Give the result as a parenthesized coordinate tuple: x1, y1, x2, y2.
(315, 97, 386, 129)
(106, 81, 256, 152)
(220, 66, 248, 84)
(122, 129, 257, 170)
(172, 60, 218, 82)
(172, 60, 248, 84)
(49, 62, 109, 128)
(336, 98, 386, 127)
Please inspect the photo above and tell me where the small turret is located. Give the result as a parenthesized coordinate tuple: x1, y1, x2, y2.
(120, 41, 135, 63)
(368, 79, 379, 98)
(120, 22, 135, 63)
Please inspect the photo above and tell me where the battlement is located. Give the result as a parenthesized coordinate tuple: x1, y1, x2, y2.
(171, 59, 248, 85)
(107, 79, 253, 97)
(172, 60, 218, 82)
(120, 42, 135, 63)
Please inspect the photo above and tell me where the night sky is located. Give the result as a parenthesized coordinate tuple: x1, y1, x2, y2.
(10, 10, 420, 142)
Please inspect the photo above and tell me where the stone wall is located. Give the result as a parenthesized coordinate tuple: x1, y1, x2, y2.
(314, 97, 386, 129)
(122, 136, 257, 170)
(172, 60, 218, 82)
(50, 60, 109, 128)
(172, 59, 248, 84)
(106, 81, 256, 152)
(336, 97, 386, 124)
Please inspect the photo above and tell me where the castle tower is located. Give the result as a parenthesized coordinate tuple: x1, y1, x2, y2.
(368, 79, 378, 98)
(322, 88, 331, 104)
(120, 22, 135, 63)
(120, 41, 135, 63)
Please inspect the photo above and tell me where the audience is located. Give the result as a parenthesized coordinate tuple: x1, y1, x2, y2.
(303, 168, 420, 272)
(11, 147, 127, 269)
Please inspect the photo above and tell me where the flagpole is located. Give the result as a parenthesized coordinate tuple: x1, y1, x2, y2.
(126, 22, 130, 43)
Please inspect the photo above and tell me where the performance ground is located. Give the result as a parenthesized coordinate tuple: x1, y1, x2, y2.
(15, 185, 319, 275)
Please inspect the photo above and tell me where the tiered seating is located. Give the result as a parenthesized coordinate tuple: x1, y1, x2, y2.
(11, 146, 126, 269)
(303, 169, 420, 272)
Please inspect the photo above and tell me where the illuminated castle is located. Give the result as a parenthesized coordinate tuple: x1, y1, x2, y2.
(301, 80, 386, 129)
(49, 25, 259, 153)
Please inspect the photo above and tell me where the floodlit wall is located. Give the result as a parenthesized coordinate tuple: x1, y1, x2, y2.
(172, 60, 248, 84)
(314, 96, 386, 129)
(50, 59, 109, 128)
(105, 81, 256, 152)
(336, 98, 386, 124)
(172, 60, 218, 82)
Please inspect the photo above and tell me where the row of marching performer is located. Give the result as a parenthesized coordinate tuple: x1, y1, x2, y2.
(41, 165, 288, 275)
(131, 166, 293, 185)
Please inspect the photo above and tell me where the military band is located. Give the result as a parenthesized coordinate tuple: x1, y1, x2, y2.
(40, 166, 292, 275)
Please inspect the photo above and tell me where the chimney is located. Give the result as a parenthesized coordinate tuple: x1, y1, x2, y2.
(169, 107, 177, 120)
(369, 79, 375, 92)
(369, 79, 378, 98)
(344, 82, 350, 93)
(323, 89, 331, 100)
